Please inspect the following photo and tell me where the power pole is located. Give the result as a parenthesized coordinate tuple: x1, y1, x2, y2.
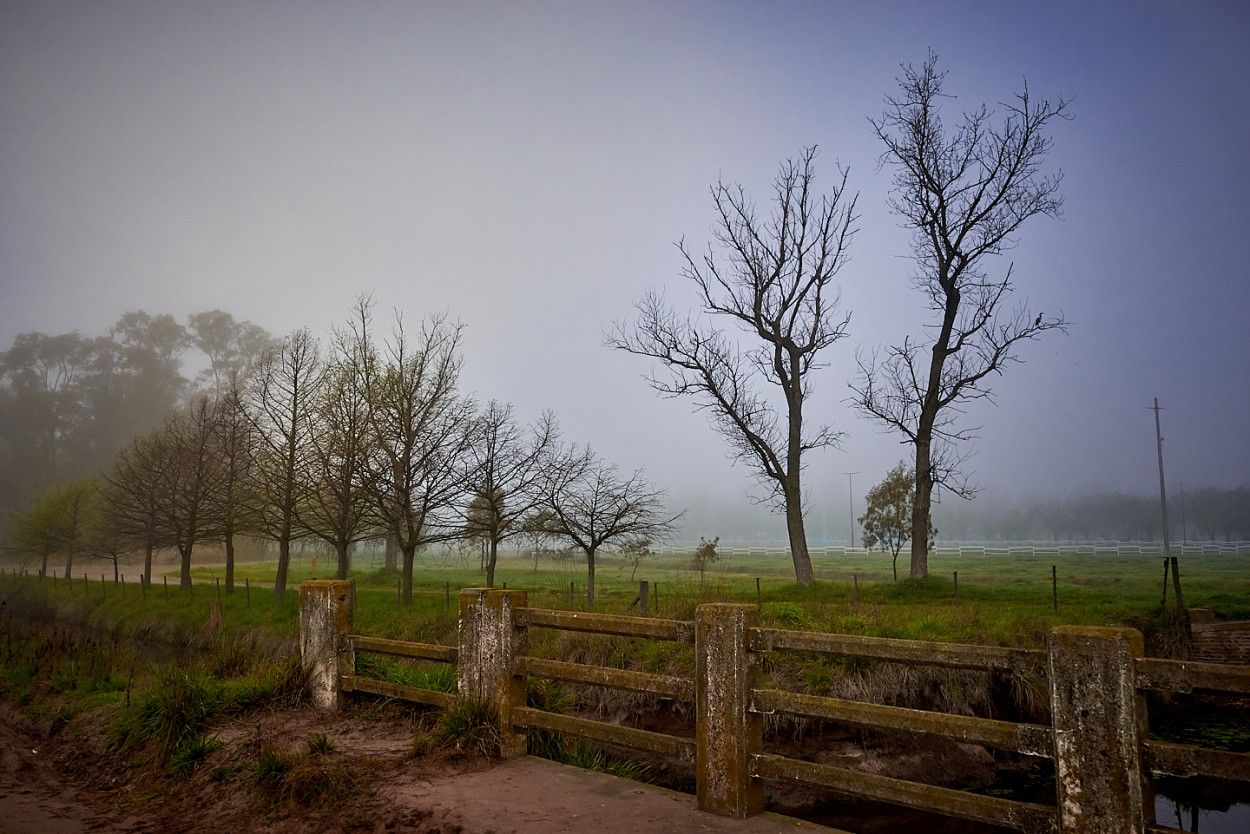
(842, 472, 861, 548)
(1153, 398, 1184, 616)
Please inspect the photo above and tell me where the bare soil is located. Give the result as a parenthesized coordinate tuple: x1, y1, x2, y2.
(0, 703, 830, 834)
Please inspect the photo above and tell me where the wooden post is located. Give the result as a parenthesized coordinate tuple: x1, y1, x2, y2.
(640, 580, 649, 615)
(953, 571, 959, 602)
(1052, 565, 1058, 611)
(458, 588, 528, 758)
(755, 577, 761, 609)
(695, 603, 763, 818)
(1048, 626, 1151, 832)
(853, 573, 859, 605)
(299, 580, 356, 711)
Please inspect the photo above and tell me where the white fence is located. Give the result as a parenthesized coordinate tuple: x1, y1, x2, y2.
(651, 541, 1250, 559)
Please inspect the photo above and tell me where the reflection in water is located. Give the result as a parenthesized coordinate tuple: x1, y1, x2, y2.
(1155, 795, 1250, 833)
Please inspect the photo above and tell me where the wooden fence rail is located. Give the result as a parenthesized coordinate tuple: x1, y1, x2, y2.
(299, 581, 1250, 834)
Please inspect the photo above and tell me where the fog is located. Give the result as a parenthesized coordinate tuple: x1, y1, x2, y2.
(2, 1, 1247, 541)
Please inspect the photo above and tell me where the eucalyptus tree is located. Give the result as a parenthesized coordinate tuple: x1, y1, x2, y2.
(852, 53, 1069, 579)
(248, 328, 323, 597)
(541, 448, 679, 608)
(460, 402, 560, 588)
(362, 312, 473, 606)
(858, 462, 933, 581)
(187, 310, 274, 395)
(609, 148, 857, 586)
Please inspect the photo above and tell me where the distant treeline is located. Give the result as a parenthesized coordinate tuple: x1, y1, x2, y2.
(933, 488, 1250, 543)
(0, 310, 274, 524)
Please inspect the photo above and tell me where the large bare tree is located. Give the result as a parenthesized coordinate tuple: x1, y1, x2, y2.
(851, 53, 1069, 578)
(609, 148, 856, 585)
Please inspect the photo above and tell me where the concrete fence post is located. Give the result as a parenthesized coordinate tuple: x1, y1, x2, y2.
(695, 603, 763, 818)
(458, 588, 529, 758)
(1047, 625, 1151, 833)
(299, 579, 356, 711)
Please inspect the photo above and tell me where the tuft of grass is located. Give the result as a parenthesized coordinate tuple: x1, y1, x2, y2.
(307, 732, 336, 757)
(413, 698, 501, 759)
(171, 733, 222, 778)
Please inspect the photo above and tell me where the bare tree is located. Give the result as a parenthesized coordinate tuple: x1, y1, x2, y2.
(609, 148, 856, 586)
(362, 312, 472, 606)
(158, 396, 225, 590)
(460, 402, 559, 588)
(211, 373, 259, 592)
(248, 328, 322, 597)
(101, 431, 169, 587)
(542, 448, 679, 607)
(851, 53, 1069, 579)
(299, 315, 375, 580)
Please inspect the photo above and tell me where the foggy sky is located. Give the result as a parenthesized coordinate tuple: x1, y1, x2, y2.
(2, 1, 1248, 541)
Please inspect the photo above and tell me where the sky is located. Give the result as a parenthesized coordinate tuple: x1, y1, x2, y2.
(2, 0, 1248, 541)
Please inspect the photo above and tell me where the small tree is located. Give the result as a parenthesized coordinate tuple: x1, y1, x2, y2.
(691, 536, 720, 585)
(542, 449, 679, 608)
(618, 537, 653, 581)
(858, 463, 935, 581)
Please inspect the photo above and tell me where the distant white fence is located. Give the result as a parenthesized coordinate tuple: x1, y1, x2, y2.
(651, 541, 1250, 559)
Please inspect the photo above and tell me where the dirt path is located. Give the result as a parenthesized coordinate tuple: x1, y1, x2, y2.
(0, 705, 835, 834)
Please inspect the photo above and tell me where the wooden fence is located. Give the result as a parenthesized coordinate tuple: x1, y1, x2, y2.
(299, 581, 1250, 834)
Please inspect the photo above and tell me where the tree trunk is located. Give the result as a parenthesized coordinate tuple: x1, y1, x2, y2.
(911, 438, 934, 579)
(486, 538, 499, 588)
(143, 539, 154, 588)
(224, 532, 235, 593)
(785, 493, 814, 586)
(336, 541, 350, 580)
(274, 535, 290, 597)
(586, 548, 597, 608)
(401, 543, 416, 606)
(179, 541, 193, 590)
(384, 533, 398, 571)
(63, 546, 75, 583)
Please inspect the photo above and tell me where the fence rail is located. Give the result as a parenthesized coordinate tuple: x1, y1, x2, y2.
(298, 581, 1250, 834)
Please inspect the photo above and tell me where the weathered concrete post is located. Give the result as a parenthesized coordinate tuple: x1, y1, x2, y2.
(299, 579, 356, 711)
(1048, 625, 1151, 833)
(695, 603, 763, 818)
(458, 588, 529, 758)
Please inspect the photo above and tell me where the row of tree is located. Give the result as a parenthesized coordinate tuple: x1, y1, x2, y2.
(6, 302, 677, 606)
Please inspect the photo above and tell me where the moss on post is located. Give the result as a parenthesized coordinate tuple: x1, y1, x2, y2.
(1048, 625, 1151, 833)
(696, 603, 763, 818)
(299, 579, 356, 711)
(458, 588, 529, 758)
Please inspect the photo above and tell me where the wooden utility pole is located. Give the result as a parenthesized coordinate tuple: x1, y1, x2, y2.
(1153, 398, 1184, 616)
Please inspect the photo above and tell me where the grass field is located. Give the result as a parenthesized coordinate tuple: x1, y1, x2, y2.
(4, 544, 1247, 653)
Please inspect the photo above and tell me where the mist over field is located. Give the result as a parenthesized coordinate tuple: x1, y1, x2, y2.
(2, 2, 1248, 543)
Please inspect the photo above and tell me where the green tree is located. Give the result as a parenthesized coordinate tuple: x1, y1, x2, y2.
(852, 53, 1068, 579)
(858, 463, 934, 582)
(691, 536, 719, 585)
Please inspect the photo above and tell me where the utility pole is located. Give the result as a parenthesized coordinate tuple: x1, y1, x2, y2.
(842, 471, 861, 548)
(1153, 398, 1184, 616)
